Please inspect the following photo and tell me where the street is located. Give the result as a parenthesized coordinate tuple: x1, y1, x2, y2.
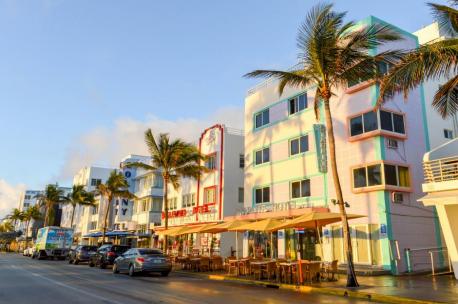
(0, 253, 376, 304)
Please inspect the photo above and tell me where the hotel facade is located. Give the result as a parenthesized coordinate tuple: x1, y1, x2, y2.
(240, 16, 448, 274)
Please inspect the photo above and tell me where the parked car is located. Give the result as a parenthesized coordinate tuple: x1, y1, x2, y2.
(23, 247, 36, 257)
(113, 248, 172, 277)
(68, 245, 98, 264)
(89, 244, 130, 269)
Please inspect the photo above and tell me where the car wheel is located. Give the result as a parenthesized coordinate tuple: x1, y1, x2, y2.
(128, 265, 136, 277)
(112, 263, 119, 274)
(99, 261, 106, 269)
(68, 259, 73, 264)
(74, 259, 79, 265)
(161, 271, 170, 277)
(89, 261, 95, 267)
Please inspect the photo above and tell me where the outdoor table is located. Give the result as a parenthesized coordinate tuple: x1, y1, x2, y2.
(227, 259, 239, 275)
(249, 260, 272, 280)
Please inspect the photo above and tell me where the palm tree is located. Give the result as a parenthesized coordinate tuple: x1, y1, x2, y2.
(96, 170, 135, 243)
(64, 185, 95, 229)
(22, 205, 42, 248)
(245, 3, 403, 287)
(35, 184, 66, 226)
(126, 129, 207, 252)
(0, 221, 14, 233)
(8, 208, 24, 228)
(379, 1, 458, 118)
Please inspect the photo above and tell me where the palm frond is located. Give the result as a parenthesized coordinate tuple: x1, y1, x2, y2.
(124, 161, 156, 171)
(429, 2, 458, 36)
(432, 75, 458, 118)
(245, 69, 313, 95)
(379, 39, 458, 106)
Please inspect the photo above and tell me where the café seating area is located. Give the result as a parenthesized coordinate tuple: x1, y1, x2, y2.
(172, 253, 338, 285)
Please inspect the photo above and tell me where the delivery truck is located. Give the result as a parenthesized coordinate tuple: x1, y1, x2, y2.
(32, 226, 73, 260)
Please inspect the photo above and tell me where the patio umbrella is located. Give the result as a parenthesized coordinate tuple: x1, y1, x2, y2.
(155, 226, 187, 237)
(214, 219, 254, 259)
(230, 218, 284, 258)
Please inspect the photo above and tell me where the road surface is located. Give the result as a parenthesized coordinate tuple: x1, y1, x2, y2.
(0, 253, 376, 304)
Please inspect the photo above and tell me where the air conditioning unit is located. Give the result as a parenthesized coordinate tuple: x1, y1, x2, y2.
(392, 192, 404, 204)
(387, 139, 398, 149)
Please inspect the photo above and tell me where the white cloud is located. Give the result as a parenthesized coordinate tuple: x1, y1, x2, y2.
(0, 179, 26, 219)
(58, 106, 244, 181)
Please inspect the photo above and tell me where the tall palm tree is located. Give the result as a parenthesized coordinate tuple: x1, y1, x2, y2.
(22, 205, 42, 248)
(96, 170, 135, 243)
(245, 3, 403, 287)
(0, 221, 14, 233)
(64, 185, 95, 229)
(8, 208, 24, 228)
(126, 129, 207, 252)
(35, 184, 66, 226)
(379, 1, 458, 118)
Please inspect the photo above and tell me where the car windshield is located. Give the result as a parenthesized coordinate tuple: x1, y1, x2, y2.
(112, 246, 129, 253)
(139, 249, 163, 255)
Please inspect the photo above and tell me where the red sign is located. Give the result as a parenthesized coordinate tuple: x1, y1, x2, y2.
(161, 205, 213, 219)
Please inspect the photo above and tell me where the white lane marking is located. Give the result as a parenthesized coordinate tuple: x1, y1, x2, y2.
(10, 265, 125, 304)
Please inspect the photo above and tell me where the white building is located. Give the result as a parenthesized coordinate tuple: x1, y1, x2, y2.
(16, 190, 42, 238)
(161, 124, 245, 256)
(62, 166, 114, 237)
(414, 22, 458, 149)
(419, 138, 458, 279)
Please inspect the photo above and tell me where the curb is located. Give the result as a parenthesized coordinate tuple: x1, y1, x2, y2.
(175, 271, 444, 304)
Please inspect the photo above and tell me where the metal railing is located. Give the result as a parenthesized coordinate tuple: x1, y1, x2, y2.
(405, 246, 449, 274)
(429, 248, 453, 275)
(423, 156, 458, 183)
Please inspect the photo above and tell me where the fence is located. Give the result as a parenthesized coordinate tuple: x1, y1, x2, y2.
(405, 247, 452, 275)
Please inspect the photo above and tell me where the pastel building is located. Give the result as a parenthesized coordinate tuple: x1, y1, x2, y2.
(16, 190, 43, 239)
(241, 16, 443, 274)
(160, 124, 245, 256)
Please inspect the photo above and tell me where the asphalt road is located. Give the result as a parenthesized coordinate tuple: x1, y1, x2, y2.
(0, 253, 377, 304)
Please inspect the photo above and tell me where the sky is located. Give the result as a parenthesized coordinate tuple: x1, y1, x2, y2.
(0, 0, 448, 217)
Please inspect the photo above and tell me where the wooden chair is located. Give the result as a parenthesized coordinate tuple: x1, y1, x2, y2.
(226, 258, 238, 275)
(199, 257, 210, 272)
(261, 261, 277, 281)
(323, 260, 338, 281)
(251, 262, 263, 280)
(211, 256, 223, 271)
(308, 262, 321, 283)
(275, 259, 287, 283)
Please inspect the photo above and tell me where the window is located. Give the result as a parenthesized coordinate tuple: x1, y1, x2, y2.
(204, 187, 216, 204)
(255, 147, 270, 165)
(140, 199, 149, 212)
(349, 109, 405, 137)
(91, 179, 102, 187)
(205, 154, 217, 170)
(291, 179, 311, 199)
(255, 187, 270, 204)
(152, 174, 163, 188)
(90, 221, 97, 230)
(91, 205, 98, 215)
(151, 197, 163, 212)
(255, 109, 270, 128)
(290, 135, 309, 156)
(182, 193, 196, 207)
(238, 187, 244, 203)
(167, 197, 178, 210)
(347, 61, 393, 87)
(289, 93, 308, 115)
(239, 154, 245, 168)
(444, 129, 454, 139)
(24, 195, 31, 200)
(353, 163, 410, 189)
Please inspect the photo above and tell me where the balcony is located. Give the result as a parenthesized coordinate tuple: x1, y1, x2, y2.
(422, 138, 458, 193)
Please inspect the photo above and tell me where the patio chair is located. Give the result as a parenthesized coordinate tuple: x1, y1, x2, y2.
(226, 258, 238, 275)
(199, 256, 210, 272)
(308, 262, 321, 283)
(323, 260, 338, 281)
(251, 262, 262, 280)
(291, 260, 309, 285)
(275, 259, 287, 283)
(261, 261, 277, 281)
(211, 256, 223, 271)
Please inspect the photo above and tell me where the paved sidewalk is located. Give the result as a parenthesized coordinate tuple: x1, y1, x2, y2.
(321, 274, 458, 303)
(176, 269, 457, 304)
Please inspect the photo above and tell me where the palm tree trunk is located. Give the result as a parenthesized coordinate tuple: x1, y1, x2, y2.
(163, 176, 169, 253)
(25, 221, 30, 248)
(323, 99, 359, 287)
(44, 206, 49, 227)
(102, 195, 112, 244)
(70, 204, 76, 229)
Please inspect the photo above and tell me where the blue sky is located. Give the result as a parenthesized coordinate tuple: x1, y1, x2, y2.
(0, 0, 446, 194)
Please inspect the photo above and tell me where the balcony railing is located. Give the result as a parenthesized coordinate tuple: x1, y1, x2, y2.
(424, 156, 458, 183)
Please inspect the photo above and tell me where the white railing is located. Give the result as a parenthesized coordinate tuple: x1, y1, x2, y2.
(424, 156, 458, 183)
(405, 246, 450, 274)
(429, 248, 453, 275)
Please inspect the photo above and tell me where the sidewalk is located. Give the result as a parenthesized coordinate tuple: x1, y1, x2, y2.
(175, 269, 457, 304)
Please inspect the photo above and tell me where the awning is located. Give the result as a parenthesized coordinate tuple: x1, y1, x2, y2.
(273, 211, 365, 231)
(106, 231, 133, 237)
(231, 218, 284, 232)
(155, 226, 188, 236)
(82, 232, 103, 238)
(418, 190, 458, 206)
